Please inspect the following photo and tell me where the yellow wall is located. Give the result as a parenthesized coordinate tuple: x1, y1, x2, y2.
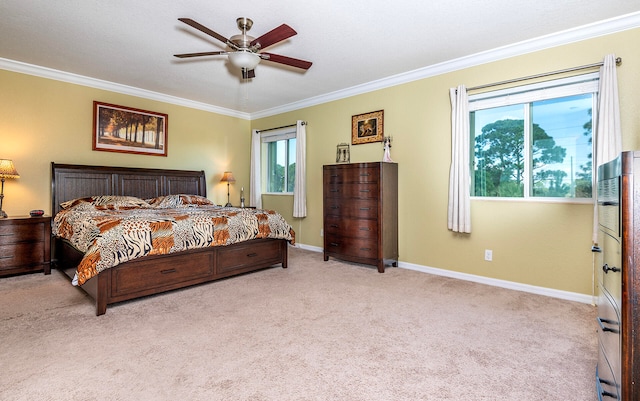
(1, 28, 638, 296)
(252, 28, 640, 296)
(0, 71, 251, 210)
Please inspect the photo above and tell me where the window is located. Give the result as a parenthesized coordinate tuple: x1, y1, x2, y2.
(261, 128, 296, 193)
(469, 73, 599, 200)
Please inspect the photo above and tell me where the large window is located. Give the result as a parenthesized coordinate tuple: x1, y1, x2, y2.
(469, 74, 599, 200)
(261, 129, 296, 193)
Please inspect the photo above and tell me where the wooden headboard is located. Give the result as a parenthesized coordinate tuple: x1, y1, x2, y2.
(51, 163, 207, 215)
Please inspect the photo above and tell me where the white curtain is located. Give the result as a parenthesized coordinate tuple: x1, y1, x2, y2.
(592, 54, 622, 243)
(249, 129, 262, 209)
(293, 120, 307, 218)
(448, 85, 471, 233)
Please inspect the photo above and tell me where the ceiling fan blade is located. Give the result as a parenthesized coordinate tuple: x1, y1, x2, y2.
(174, 51, 226, 58)
(242, 68, 256, 79)
(260, 52, 312, 70)
(178, 18, 237, 49)
(250, 24, 297, 50)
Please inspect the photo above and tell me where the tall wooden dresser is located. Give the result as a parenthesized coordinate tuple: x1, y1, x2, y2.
(595, 151, 640, 400)
(323, 162, 398, 272)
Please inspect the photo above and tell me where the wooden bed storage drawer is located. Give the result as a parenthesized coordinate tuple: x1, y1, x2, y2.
(112, 251, 214, 296)
(217, 240, 282, 274)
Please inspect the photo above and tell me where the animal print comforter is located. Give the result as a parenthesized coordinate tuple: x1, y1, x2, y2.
(52, 195, 295, 286)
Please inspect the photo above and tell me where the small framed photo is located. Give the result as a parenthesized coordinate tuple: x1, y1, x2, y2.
(93, 101, 168, 156)
(336, 143, 350, 163)
(352, 110, 383, 145)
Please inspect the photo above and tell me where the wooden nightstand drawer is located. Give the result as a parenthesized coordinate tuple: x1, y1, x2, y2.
(0, 216, 51, 276)
(0, 223, 45, 243)
(0, 243, 44, 269)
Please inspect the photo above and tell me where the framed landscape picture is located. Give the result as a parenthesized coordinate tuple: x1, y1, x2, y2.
(352, 110, 383, 145)
(93, 101, 168, 156)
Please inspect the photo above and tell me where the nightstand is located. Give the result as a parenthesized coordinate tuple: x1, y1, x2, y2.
(0, 216, 51, 277)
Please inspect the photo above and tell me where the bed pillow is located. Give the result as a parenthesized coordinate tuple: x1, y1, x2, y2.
(60, 195, 151, 210)
(146, 194, 215, 209)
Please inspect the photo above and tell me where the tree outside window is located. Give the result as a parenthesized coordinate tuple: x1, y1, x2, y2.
(471, 93, 593, 199)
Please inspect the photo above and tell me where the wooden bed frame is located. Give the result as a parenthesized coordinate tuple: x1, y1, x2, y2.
(51, 163, 288, 316)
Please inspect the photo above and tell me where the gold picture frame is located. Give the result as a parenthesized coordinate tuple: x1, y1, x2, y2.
(352, 110, 383, 145)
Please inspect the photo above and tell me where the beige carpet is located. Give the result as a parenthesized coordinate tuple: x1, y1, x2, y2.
(0, 247, 596, 400)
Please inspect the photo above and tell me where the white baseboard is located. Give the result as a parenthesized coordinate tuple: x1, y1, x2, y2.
(295, 243, 324, 253)
(294, 243, 594, 305)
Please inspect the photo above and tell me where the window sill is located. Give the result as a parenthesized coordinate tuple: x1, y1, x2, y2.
(471, 196, 593, 205)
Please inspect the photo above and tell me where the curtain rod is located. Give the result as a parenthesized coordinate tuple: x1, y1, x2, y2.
(467, 57, 622, 92)
(256, 121, 306, 133)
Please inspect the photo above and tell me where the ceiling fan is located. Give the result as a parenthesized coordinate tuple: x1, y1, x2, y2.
(174, 17, 312, 79)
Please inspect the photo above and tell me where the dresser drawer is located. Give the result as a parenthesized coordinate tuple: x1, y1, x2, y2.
(597, 342, 620, 400)
(324, 199, 378, 219)
(324, 216, 378, 239)
(599, 232, 622, 310)
(216, 240, 283, 274)
(324, 182, 379, 199)
(325, 236, 378, 259)
(0, 243, 44, 269)
(324, 165, 380, 185)
(597, 284, 621, 385)
(112, 251, 214, 296)
(0, 223, 45, 244)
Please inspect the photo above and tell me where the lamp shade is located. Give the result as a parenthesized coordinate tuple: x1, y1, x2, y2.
(228, 51, 261, 70)
(0, 159, 19, 179)
(220, 171, 236, 183)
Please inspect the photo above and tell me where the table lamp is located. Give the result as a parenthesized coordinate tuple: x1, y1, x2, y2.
(0, 159, 20, 218)
(220, 171, 236, 207)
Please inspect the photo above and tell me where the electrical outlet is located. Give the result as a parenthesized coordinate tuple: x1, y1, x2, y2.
(484, 249, 493, 261)
(320, 229, 324, 237)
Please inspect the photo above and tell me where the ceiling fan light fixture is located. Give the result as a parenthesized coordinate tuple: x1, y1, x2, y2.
(228, 51, 260, 70)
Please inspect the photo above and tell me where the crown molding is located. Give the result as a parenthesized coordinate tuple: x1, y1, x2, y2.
(0, 58, 251, 120)
(2, 11, 639, 121)
(251, 11, 640, 119)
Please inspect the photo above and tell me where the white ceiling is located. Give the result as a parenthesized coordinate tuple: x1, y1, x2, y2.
(1, 1, 639, 118)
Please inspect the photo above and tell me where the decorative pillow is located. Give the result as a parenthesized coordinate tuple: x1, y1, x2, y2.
(60, 195, 151, 210)
(146, 194, 214, 208)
